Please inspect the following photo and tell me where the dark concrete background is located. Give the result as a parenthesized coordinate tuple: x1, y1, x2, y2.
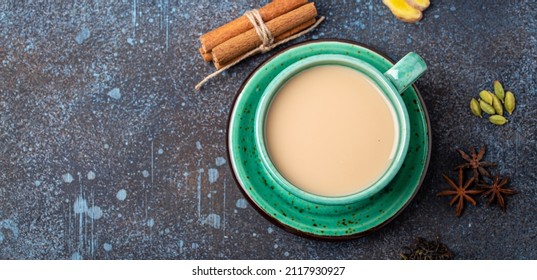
(0, 0, 536, 259)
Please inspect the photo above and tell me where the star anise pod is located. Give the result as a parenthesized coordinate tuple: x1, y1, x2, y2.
(438, 168, 483, 217)
(455, 145, 496, 179)
(477, 175, 517, 211)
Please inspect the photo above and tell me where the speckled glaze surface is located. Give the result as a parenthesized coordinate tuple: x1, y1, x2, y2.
(228, 40, 431, 239)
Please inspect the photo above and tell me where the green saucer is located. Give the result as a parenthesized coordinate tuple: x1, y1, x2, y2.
(227, 40, 431, 240)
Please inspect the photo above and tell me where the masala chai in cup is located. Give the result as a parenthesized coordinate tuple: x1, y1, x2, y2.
(265, 65, 398, 197)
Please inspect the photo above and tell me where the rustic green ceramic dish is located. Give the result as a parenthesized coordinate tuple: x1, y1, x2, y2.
(228, 40, 431, 239)
(255, 53, 428, 205)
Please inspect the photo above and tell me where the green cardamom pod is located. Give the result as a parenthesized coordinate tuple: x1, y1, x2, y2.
(505, 91, 516, 115)
(494, 80, 505, 103)
(479, 90, 494, 105)
(470, 98, 482, 118)
(480, 99, 496, 115)
(489, 115, 508, 126)
(492, 94, 503, 116)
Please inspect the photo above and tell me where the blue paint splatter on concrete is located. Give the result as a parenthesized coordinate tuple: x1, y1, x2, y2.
(71, 252, 82, 260)
(0, 219, 19, 244)
(132, 0, 137, 37)
(208, 168, 218, 184)
(87, 206, 103, 220)
(196, 168, 204, 218)
(203, 214, 221, 229)
(351, 20, 366, 30)
(116, 189, 127, 201)
(103, 243, 112, 252)
(236, 198, 247, 209)
(62, 173, 74, 183)
(215, 157, 226, 166)
(107, 88, 121, 99)
(73, 196, 88, 214)
(87, 171, 96, 180)
(75, 27, 91, 44)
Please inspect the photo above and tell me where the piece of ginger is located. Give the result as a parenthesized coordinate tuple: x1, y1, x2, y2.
(405, 0, 430, 11)
(382, 0, 423, 23)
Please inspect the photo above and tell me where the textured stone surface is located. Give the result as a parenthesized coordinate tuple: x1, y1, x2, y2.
(0, 0, 536, 259)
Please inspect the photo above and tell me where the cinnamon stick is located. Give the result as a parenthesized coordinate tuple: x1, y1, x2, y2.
(212, 3, 318, 66)
(213, 19, 317, 69)
(200, 48, 212, 62)
(199, 0, 308, 54)
(274, 18, 316, 42)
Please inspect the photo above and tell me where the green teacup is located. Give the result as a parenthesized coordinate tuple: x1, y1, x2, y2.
(254, 52, 427, 205)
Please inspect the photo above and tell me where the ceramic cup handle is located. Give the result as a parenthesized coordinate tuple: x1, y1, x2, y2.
(384, 52, 427, 94)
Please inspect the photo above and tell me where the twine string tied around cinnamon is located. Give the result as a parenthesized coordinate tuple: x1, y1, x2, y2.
(244, 9, 274, 52)
(195, 10, 325, 90)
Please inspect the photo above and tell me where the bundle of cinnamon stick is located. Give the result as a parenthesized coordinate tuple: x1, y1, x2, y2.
(198, 0, 319, 70)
